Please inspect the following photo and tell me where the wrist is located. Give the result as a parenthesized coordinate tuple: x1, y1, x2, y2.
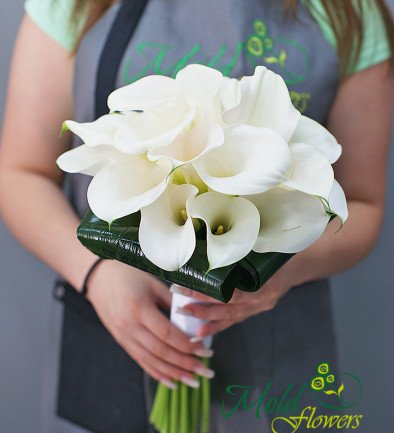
(80, 257, 106, 300)
(268, 255, 307, 292)
(280, 252, 317, 288)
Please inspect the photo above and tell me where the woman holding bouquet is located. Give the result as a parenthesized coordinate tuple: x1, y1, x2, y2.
(0, 0, 392, 432)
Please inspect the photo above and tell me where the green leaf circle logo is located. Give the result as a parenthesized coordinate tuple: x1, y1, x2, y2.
(254, 20, 267, 37)
(318, 363, 329, 375)
(311, 376, 325, 391)
(327, 374, 335, 383)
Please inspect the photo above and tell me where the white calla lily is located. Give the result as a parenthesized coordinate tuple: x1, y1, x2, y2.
(193, 125, 292, 195)
(56, 144, 126, 176)
(223, 66, 300, 141)
(219, 76, 241, 112)
(176, 64, 223, 123)
(87, 157, 173, 223)
(108, 75, 183, 112)
(64, 114, 127, 147)
(326, 180, 348, 224)
(248, 187, 331, 253)
(139, 184, 199, 271)
(108, 74, 198, 155)
(188, 192, 260, 269)
(290, 116, 342, 163)
(148, 121, 224, 166)
(283, 142, 334, 198)
(113, 104, 196, 155)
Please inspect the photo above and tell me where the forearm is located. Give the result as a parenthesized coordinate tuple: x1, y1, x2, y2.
(284, 199, 383, 288)
(0, 169, 98, 291)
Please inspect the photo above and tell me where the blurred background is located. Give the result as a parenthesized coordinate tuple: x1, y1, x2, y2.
(0, 2, 393, 432)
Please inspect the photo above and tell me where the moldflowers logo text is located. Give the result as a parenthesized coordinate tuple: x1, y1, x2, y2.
(221, 362, 364, 432)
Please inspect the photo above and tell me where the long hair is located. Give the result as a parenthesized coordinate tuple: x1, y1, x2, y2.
(71, 0, 394, 77)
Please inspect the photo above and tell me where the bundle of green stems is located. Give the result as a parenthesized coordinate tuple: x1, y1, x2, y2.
(150, 358, 211, 433)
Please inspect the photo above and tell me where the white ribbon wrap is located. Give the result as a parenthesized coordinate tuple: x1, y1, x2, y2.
(170, 284, 213, 348)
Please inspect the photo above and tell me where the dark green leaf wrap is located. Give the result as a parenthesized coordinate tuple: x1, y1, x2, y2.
(77, 210, 294, 303)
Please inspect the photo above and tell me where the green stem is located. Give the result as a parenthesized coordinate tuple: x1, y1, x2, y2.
(191, 377, 200, 433)
(180, 382, 189, 433)
(170, 383, 179, 433)
(200, 359, 211, 433)
(150, 383, 166, 428)
(159, 385, 170, 433)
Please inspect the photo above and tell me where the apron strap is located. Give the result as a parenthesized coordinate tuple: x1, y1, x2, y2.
(95, 0, 149, 118)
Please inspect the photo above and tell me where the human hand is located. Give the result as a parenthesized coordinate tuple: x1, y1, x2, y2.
(86, 260, 215, 388)
(174, 261, 298, 337)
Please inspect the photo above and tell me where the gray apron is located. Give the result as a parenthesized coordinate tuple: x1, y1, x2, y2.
(44, 1, 342, 432)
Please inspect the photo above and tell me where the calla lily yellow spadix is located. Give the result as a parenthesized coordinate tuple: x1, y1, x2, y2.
(57, 63, 348, 272)
(188, 192, 261, 270)
(139, 184, 199, 271)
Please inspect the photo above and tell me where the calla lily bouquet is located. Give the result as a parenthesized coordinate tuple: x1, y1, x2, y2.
(57, 64, 348, 433)
(58, 64, 347, 272)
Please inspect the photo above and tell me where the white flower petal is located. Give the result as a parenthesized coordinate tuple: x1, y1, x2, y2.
(176, 64, 223, 122)
(248, 187, 330, 253)
(327, 180, 348, 224)
(220, 76, 241, 113)
(290, 116, 342, 163)
(65, 114, 126, 146)
(283, 142, 334, 198)
(223, 66, 300, 141)
(87, 158, 172, 222)
(56, 144, 125, 176)
(108, 75, 182, 112)
(193, 125, 292, 195)
(148, 121, 224, 166)
(139, 184, 199, 271)
(113, 103, 196, 155)
(188, 192, 260, 269)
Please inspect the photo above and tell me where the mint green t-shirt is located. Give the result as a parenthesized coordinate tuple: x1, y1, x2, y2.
(24, 0, 390, 74)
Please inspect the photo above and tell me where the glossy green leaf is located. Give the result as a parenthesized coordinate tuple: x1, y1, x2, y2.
(77, 209, 293, 302)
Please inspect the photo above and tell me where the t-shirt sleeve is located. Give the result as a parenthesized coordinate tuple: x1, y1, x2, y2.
(24, 0, 88, 52)
(351, 1, 391, 73)
(308, 0, 391, 74)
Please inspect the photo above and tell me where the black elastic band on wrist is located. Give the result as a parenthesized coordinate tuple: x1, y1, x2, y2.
(81, 257, 104, 298)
